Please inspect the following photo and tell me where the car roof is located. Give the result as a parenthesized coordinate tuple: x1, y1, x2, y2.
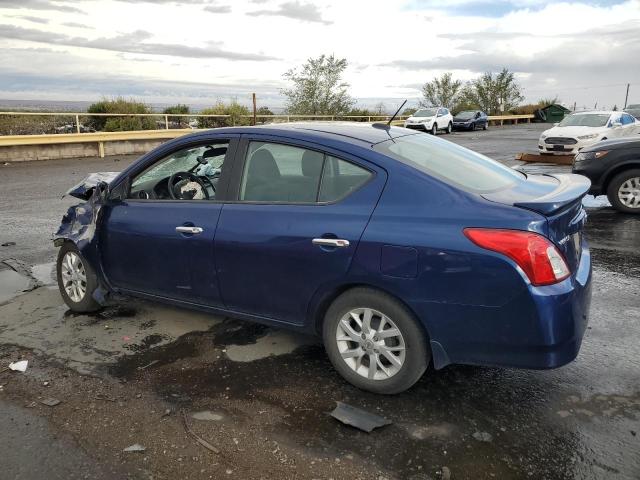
(208, 122, 415, 146)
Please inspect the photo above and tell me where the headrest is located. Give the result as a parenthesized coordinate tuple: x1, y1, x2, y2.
(301, 150, 324, 177)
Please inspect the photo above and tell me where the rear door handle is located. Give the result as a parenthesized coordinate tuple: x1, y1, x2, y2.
(312, 238, 350, 248)
(176, 226, 203, 234)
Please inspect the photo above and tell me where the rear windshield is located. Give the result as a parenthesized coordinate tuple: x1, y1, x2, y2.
(375, 133, 524, 193)
(558, 114, 609, 127)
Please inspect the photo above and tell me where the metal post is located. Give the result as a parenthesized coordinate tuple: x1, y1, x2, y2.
(287, 116, 290, 123)
(75, 115, 80, 134)
(252, 93, 257, 126)
(165, 115, 169, 130)
(624, 83, 630, 109)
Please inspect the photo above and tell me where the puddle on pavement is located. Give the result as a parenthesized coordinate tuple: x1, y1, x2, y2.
(0, 269, 31, 304)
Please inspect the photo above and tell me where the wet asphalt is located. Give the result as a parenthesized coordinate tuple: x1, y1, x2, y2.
(0, 124, 639, 479)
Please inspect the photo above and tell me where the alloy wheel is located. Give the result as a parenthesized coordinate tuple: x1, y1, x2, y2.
(618, 177, 640, 209)
(335, 307, 406, 380)
(60, 251, 87, 303)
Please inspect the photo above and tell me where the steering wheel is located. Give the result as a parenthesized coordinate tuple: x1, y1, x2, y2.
(168, 171, 210, 200)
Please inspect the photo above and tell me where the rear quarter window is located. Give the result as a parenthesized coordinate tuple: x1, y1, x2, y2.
(375, 133, 524, 193)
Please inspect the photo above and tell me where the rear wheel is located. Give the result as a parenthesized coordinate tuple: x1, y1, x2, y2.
(446, 122, 452, 134)
(56, 243, 101, 312)
(322, 288, 430, 394)
(607, 169, 640, 214)
(431, 123, 438, 135)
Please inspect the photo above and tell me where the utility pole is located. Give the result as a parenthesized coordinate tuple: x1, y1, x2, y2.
(624, 83, 630, 109)
(252, 93, 257, 126)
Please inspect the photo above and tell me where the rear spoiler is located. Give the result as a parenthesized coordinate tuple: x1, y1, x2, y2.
(483, 173, 591, 216)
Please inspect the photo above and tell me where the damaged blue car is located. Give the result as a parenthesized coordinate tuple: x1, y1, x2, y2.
(55, 123, 593, 394)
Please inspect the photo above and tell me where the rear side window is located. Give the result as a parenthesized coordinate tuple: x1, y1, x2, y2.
(240, 142, 372, 203)
(375, 134, 524, 193)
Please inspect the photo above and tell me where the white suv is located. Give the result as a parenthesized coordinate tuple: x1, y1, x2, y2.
(404, 107, 454, 135)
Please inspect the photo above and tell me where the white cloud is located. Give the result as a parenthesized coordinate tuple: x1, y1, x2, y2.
(0, 0, 638, 110)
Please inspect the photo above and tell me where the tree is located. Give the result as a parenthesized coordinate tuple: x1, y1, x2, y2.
(421, 72, 462, 110)
(374, 102, 387, 115)
(460, 68, 524, 115)
(282, 54, 355, 115)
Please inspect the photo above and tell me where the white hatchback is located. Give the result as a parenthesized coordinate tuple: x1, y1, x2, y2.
(539, 111, 640, 155)
(404, 107, 454, 135)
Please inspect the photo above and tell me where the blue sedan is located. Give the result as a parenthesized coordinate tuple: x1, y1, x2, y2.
(55, 123, 592, 394)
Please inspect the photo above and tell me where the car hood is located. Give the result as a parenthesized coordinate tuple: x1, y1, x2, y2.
(65, 172, 120, 200)
(582, 137, 640, 152)
(453, 117, 473, 122)
(408, 116, 434, 122)
(542, 125, 607, 138)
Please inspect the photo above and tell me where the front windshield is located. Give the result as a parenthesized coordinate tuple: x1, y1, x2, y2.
(558, 114, 610, 127)
(375, 133, 524, 193)
(456, 111, 475, 120)
(414, 108, 437, 117)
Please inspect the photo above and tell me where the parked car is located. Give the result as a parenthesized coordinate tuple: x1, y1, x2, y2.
(55, 123, 592, 394)
(452, 110, 488, 131)
(624, 104, 640, 120)
(403, 107, 453, 135)
(539, 111, 640, 155)
(572, 137, 640, 213)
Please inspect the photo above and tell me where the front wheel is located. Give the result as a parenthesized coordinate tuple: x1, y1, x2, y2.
(483, 122, 488, 130)
(607, 169, 640, 214)
(322, 288, 430, 394)
(431, 123, 438, 135)
(56, 243, 101, 312)
(446, 122, 452, 134)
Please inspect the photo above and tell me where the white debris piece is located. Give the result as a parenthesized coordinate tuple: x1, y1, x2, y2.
(9, 360, 28, 372)
(123, 444, 146, 452)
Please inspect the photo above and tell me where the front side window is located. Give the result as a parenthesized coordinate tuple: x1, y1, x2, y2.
(129, 142, 228, 200)
(375, 133, 524, 193)
(239, 142, 372, 203)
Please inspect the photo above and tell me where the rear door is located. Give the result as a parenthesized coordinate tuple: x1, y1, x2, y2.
(214, 136, 387, 325)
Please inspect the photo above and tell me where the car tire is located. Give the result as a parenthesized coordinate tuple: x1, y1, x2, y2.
(431, 123, 438, 135)
(446, 122, 452, 134)
(607, 169, 640, 214)
(56, 242, 101, 312)
(322, 287, 430, 394)
(483, 122, 488, 130)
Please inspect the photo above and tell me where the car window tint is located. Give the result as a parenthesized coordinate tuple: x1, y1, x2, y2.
(319, 156, 372, 202)
(129, 142, 228, 200)
(375, 134, 524, 193)
(240, 142, 323, 203)
(622, 114, 634, 125)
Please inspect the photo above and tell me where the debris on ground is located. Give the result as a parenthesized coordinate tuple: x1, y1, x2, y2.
(472, 431, 493, 442)
(182, 411, 220, 454)
(8, 360, 29, 372)
(191, 410, 224, 421)
(441, 466, 452, 479)
(330, 401, 392, 433)
(138, 359, 160, 370)
(41, 397, 61, 407)
(1, 241, 16, 247)
(515, 152, 573, 165)
(123, 444, 146, 453)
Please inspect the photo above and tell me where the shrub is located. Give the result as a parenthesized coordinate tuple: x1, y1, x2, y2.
(197, 100, 251, 128)
(87, 97, 156, 131)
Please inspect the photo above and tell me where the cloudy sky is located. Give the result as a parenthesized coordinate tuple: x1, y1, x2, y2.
(0, 0, 639, 111)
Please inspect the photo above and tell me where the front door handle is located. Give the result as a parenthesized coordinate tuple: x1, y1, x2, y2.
(176, 226, 203, 234)
(312, 238, 350, 248)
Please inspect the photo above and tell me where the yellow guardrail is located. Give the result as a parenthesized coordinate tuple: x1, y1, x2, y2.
(0, 112, 536, 158)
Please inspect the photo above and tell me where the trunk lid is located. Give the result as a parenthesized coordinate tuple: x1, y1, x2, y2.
(482, 173, 591, 272)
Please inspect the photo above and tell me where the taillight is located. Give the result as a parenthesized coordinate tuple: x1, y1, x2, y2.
(464, 228, 570, 286)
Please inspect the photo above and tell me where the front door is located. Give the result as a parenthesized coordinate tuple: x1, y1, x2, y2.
(214, 138, 386, 325)
(101, 139, 235, 305)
